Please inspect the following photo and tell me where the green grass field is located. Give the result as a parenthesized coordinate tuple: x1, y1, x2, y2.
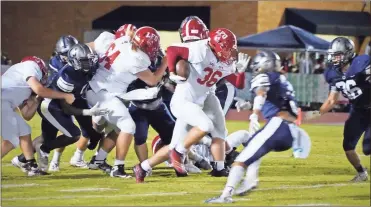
(1, 115, 370, 206)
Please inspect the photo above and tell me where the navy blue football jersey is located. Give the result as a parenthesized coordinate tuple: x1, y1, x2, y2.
(250, 72, 298, 120)
(324, 55, 371, 109)
(127, 53, 173, 105)
(50, 65, 92, 99)
(47, 56, 67, 86)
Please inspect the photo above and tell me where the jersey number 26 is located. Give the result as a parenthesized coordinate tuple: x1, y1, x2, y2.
(335, 79, 362, 100)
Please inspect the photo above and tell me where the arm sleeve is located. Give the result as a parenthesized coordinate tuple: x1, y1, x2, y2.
(60, 100, 83, 116)
(224, 72, 245, 89)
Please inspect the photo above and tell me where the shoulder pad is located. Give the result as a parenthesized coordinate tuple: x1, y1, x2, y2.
(347, 54, 371, 77)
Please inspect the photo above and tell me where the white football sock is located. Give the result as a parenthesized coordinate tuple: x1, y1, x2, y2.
(221, 165, 245, 198)
(95, 148, 108, 161)
(51, 151, 61, 164)
(73, 148, 84, 160)
(114, 159, 125, 166)
(226, 130, 251, 149)
(140, 160, 152, 172)
(215, 161, 225, 171)
(246, 159, 261, 182)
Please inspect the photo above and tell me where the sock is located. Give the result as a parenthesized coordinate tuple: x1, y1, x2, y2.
(226, 130, 250, 149)
(140, 160, 152, 172)
(246, 159, 261, 182)
(95, 148, 108, 160)
(215, 161, 225, 171)
(175, 143, 187, 155)
(221, 165, 245, 198)
(41, 135, 78, 153)
(51, 151, 62, 164)
(73, 148, 84, 160)
(25, 158, 38, 168)
(114, 159, 125, 166)
(18, 154, 27, 163)
(356, 165, 365, 173)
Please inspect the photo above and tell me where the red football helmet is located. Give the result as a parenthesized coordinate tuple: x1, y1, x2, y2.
(132, 26, 161, 61)
(21, 56, 47, 76)
(115, 24, 137, 39)
(208, 28, 238, 64)
(151, 135, 165, 155)
(179, 16, 209, 43)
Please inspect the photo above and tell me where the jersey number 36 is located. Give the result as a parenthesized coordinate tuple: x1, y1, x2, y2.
(335, 79, 362, 99)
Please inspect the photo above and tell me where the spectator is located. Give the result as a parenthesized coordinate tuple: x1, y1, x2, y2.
(1, 52, 12, 65)
(281, 52, 297, 73)
(313, 54, 326, 74)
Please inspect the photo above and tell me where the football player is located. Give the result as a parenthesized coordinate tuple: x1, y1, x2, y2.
(1, 56, 75, 175)
(308, 37, 370, 182)
(12, 44, 110, 172)
(165, 27, 250, 177)
(205, 50, 311, 203)
(86, 26, 167, 178)
(48, 35, 94, 171)
(87, 24, 138, 173)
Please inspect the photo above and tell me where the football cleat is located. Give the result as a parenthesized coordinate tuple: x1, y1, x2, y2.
(48, 161, 60, 172)
(185, 163, 202, 174)
(209, 168, 229, 177)
(351, 170, 368, 182)
(24, 162, 49, 176)
(11, 156, 28, 173)
(70, 158, 88, 168)
(110, 165, 132, 178)
(204, 196, 233, 204)
(35, 145, 49, 172)
(234, 179, 258, 196)
(133, 164, 146, 183)
(88, 156, 112, 173)
(169, 149, 188, 177)
(195, 159, 212, 170)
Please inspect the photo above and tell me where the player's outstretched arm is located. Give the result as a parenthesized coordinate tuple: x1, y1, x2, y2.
(136, 56, 168, 86)
(18, 95, 41, 121)
(225, 73, 245, 89)
(319, 91, 339, 115)
(27, 77, 75, 104)
(60, 101, 111, 117)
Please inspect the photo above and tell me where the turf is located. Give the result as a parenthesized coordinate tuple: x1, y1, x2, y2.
(1, 115, 370, 206)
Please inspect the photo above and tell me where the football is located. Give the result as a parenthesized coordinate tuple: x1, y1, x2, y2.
(175, 59, 190, 79)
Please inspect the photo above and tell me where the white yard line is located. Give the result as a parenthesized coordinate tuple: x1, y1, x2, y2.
(2, 183, 49, 188)
(59, 188, 119, 192)
(2, 182, 368, 201)
(2, 191, 188, 201)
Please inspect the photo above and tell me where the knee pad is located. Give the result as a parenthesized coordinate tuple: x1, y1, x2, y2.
(342, 138, 356, 152)
(116, 117, 136, 135)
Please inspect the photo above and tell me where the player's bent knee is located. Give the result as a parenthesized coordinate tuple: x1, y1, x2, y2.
(198, 119, 214, 133)
(116, 118, 136, 135)
(134, 136, 147, 146)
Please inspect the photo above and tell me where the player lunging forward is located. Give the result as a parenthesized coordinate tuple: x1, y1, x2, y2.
(205, 50, 311, 203)
(308, 37, 370, 182)
(1, 56, 75, 175)
(166, 28, 250, 177)
(86, 26, 167, 178)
